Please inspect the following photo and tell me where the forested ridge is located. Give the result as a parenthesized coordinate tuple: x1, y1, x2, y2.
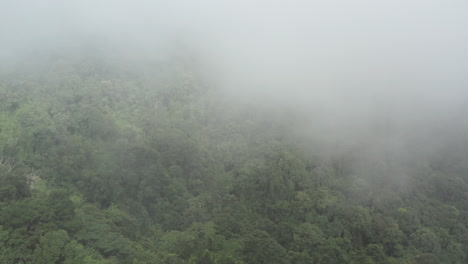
(0, 57, 467, 264)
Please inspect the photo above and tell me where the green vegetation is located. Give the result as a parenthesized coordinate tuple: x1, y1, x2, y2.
(0, 57, 466, 264)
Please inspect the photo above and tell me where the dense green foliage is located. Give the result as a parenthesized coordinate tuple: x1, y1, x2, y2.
(0, 57, 467, 264)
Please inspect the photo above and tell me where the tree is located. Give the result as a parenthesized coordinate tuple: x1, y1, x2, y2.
(33, 230, 70, 264)
(242, 230, 289, 264)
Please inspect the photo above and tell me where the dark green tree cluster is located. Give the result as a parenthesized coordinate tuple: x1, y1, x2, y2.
(0, 57, 466, 263)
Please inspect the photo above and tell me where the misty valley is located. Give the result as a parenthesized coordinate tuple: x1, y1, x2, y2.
(1, 1, 468, 263)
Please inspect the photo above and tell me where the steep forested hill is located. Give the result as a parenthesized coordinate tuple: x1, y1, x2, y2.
(0, 57, 466, 264)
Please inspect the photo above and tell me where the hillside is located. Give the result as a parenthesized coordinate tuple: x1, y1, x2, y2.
(0, 57, 467, 264)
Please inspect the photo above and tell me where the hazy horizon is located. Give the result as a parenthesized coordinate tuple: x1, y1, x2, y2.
(2, 0, 468, 163)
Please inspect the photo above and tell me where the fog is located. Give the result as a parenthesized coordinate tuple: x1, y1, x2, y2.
(2, 0, 468, 173)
